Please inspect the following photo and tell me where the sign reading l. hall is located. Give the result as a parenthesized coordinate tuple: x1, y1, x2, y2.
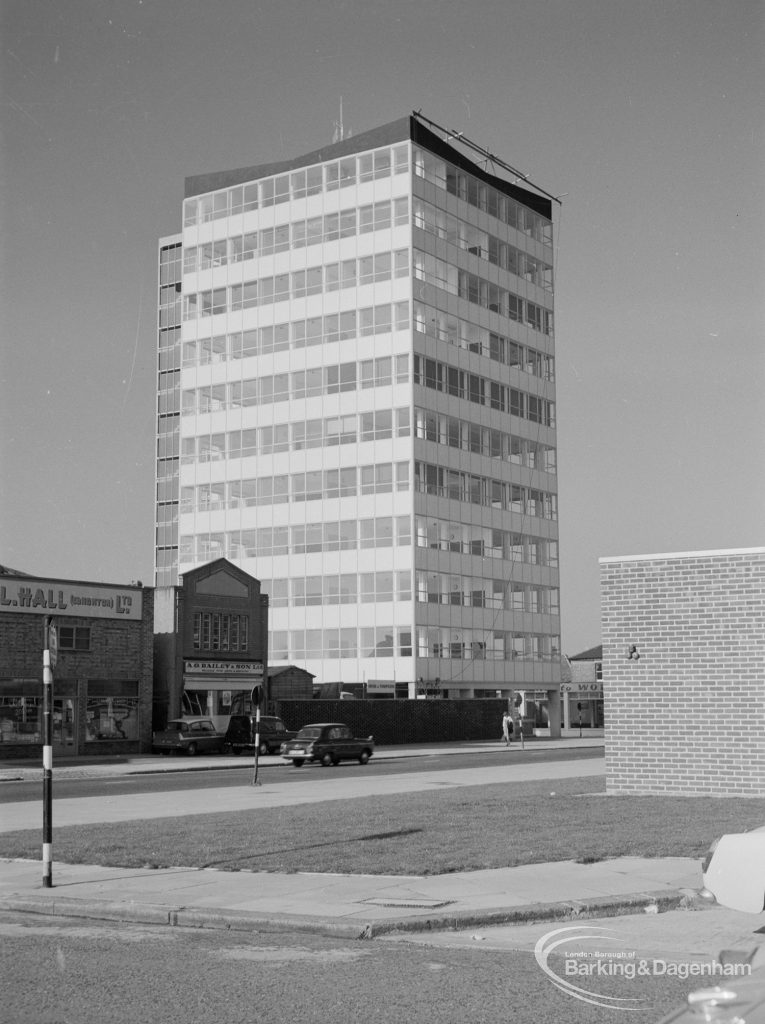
(0, 578, 143, 620)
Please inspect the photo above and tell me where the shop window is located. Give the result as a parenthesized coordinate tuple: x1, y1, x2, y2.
(0, 696, 41, 743)
(86, 695, 139, 742)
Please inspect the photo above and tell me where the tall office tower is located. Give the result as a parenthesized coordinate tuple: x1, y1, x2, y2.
(156, 113, 560, 700)
(156, 236, 183, 588)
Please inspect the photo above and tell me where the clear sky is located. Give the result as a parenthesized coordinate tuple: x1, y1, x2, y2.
(1, 0, 763, 654)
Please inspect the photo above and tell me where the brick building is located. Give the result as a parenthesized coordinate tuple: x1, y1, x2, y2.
(153, 558, 268, 732)
(561, 645, 604, 730)
(600, 547, 765, 796)
(0, 566, 153, 758)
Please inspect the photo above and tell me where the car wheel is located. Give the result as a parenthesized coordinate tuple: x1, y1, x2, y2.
(161, 750, 170, 756)
(332, 755, 340, 766)
(321, 752, 334, 767)
(259, 741, 269, 756)
(230, 746, 242, 756)
(187, 742, 198, 757)
(292, 758, 305, 768)
(358, 750, 370, 764)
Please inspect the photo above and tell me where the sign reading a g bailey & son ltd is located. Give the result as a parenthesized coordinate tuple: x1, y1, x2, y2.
(0, 578, 142, 620)
(185, 661, 263, 676)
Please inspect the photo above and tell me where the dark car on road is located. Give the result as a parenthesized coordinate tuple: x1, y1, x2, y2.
(151, 718, 225, 757)
(224, 714, 296, 756)
(280, 722, 374, 767)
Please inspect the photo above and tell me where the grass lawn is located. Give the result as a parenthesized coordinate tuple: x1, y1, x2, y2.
(2, 776, 763, 875)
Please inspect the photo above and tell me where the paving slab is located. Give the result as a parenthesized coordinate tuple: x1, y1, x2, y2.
(0, 853, 704, 939)
(384, 903, 765, 973)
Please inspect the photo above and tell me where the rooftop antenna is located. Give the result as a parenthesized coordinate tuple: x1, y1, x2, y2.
(332, 98, 344, 143)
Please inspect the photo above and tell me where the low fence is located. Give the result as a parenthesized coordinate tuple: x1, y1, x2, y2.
(273, 698, 506, 746)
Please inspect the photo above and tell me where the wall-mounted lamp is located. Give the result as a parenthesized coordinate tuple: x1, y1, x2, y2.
(626, 645, 640, 661)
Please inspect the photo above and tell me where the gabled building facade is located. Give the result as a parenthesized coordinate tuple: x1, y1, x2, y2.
(155, 113, 561, 701)
(153, 558, 268, 732)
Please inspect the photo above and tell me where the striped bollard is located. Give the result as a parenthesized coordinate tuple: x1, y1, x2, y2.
(42, 647, 53, 887)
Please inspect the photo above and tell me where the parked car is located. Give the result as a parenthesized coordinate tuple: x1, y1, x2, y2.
(151, 718, 225, 757)
(701, 826, 765, 913)
(280, 723, 374, 767)
(656, 978, 765, 1023)
(224, 714, 296, 756)
(656, 829, 765, 1023)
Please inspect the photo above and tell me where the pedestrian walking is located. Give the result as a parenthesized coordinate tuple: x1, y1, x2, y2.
(501, 711, 511, 745)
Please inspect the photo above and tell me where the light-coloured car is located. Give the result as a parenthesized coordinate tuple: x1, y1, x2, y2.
(656, 829, 765, 1022)
(656, 979, 765, 1023)
(701, 827, 765, 914)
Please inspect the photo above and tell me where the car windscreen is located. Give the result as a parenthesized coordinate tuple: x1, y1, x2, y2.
(296, 727, 322, 739)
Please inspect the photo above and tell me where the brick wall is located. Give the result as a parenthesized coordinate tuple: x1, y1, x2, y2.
(600, 548, 765, 796)
(274, 698, 507, 745)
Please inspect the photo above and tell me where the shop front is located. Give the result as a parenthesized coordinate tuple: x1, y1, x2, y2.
(182, 659, 264, 732)
(0, 687, 76, 755)
(0, 569, 153, 758)
(562, 645, 604, 732)
(561, 683, 604, 730)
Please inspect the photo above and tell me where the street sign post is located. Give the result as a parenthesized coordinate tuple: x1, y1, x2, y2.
(250, 685, 262, 787)
(512, 692, 525, 749)
(48, 622, 58, 671)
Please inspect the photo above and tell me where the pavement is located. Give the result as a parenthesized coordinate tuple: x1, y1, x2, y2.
(1, 737, 762, 960)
